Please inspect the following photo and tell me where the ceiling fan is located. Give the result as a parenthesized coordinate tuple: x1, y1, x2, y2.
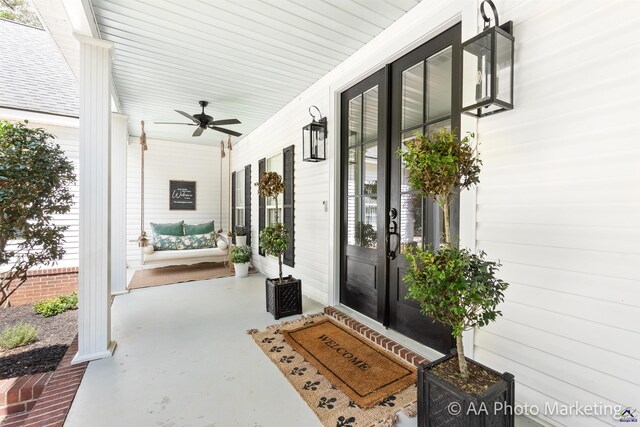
(154, 101, 242, 137)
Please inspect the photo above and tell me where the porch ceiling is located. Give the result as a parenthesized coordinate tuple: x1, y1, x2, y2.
(90, 0, 422, 145)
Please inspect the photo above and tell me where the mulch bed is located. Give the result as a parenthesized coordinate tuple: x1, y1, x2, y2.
(0, 304, 77, 379)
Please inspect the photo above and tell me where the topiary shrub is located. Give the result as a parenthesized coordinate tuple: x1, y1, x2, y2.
(255, 172, 288, 284)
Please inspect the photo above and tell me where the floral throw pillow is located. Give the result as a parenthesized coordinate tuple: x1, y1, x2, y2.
(154, 232, 218, 251)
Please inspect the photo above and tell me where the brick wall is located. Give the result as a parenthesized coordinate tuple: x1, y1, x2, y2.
(3, 267, 78, 306)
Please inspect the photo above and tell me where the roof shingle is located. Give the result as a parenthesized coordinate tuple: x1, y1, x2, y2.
(0, 18, 79, 117)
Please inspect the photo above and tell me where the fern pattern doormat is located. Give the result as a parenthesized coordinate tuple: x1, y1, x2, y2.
(249, 314, 417, 426)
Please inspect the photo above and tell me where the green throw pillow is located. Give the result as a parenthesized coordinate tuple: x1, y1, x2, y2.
(184, 220, 215, 235)
(154, 232, 218, 251)
(150, 220, 184, 236)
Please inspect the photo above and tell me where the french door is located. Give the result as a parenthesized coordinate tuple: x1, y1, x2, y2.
(340, 24, 461, 353)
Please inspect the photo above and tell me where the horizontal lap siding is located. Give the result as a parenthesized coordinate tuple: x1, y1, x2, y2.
(126, 138, 228, 267)
(475, 1, 640, 425)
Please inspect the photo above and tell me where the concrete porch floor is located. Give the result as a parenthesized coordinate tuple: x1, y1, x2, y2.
(65, 273, 540, 427)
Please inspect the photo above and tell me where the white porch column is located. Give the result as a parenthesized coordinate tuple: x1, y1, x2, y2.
(73, 33, 116, 363)
(111, 113, 128, 295)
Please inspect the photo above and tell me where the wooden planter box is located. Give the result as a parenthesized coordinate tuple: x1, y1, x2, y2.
(417, 352, 515, 427)
(265, 276, 302, 320)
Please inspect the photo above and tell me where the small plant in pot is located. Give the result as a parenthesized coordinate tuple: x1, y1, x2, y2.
(230, 245, 251, 278)
(398, 128, 513, 426)
(256, 172, 301, 319)
(234, 225, 247, 246)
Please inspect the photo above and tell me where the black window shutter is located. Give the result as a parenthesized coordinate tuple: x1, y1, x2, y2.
(258, 158, 265, 256)
(283, 145, 294, 267)
(244, 164, 251, 248)
(231, 171, 236, 245)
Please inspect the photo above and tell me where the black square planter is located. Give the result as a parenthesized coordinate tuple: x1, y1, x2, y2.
(417, 353, 515, 427)
(265, 276, 302, 320)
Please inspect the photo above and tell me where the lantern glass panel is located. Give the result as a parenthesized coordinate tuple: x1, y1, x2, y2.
(462, 31, 493, 109)
(496, 30, 513, 105)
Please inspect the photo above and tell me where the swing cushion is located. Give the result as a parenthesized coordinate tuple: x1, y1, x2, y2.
(184, 221, 215, 235)
(150, 220, 184, 236)
(154, 231, 218, 251)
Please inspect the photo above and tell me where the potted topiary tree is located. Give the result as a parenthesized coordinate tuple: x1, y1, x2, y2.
(398, 128, 514, 426)
(230, 245, 251, 278)
(234, 225, 247, 246)
(256, 171, 301, 319)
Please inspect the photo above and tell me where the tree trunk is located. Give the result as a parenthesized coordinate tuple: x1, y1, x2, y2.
(278, 255, 283, 285)
(441, 195, 451, 246)
(456, 334, 469, 379)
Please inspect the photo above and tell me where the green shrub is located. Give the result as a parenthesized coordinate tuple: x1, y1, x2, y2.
(0, 322, 38, 350)
(34, 292, 78, 317)
(230, 245, 252, 263)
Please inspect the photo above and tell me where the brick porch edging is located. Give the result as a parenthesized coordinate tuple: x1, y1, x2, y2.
(0, 337, 87, 427)
(323, 306, 429, 367)
(0, 372, 53, 419)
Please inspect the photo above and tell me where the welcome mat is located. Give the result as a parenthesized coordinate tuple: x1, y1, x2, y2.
(129, 262, 250, 289)
(249, 314, 417, 426)
(283, 318, 415, 409)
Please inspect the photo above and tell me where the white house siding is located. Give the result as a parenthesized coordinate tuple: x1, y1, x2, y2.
(0, 114, 80, 269)
(126, 138, 229, 267)
(232, 0, 639, 425)
(472, 1, 640, 426)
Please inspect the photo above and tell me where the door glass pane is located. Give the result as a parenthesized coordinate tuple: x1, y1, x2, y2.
(347, 197, 359, 246)
(400, 131, 419, 191)
(402, 62, 424, 130)
(363, 142, 377, 197)
(400, 192, 423, 251)
(348, 94, 362, 146)
(426, 120, 450, 136)
(363, 86, 378, 141)
(426, 47, 452, 120)
(359, 196, 378, 249)
(347, 146, 362, 196)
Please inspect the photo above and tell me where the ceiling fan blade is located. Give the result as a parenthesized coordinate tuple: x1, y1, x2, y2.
(192, 126, 205, 137)
(154, 122, 195, 125)
(209, 118, 241, 126)
(175, 110, 199, 124)
(209, 126, 242, 137)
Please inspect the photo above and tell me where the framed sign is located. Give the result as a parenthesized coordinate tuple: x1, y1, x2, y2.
(170, 180, 196, 210)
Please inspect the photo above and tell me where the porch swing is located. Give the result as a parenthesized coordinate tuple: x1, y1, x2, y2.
(136, 121, 230, 269)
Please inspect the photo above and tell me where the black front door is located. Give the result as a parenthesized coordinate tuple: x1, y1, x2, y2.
(340, 68, 388, 322)
(340, 25, 460, 353)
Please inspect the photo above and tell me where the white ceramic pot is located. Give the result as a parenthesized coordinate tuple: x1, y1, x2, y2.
(234, 262, 249, 278)
(236, 236, 247, 246)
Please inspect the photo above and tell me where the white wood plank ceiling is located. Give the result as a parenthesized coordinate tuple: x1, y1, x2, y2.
(90, 0, 421, 145)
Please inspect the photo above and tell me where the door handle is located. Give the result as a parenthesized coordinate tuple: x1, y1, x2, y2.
(387, 220, 399, 260)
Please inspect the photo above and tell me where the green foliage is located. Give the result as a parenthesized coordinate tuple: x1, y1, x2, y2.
(34, 293, 78, 317)
(0, 322, 38, 350)
(355, 221, 377, 248)
(397, 129, 480, 245)
(234, 225, 246, 236)
(0, 0, 42, 27)
(0, 121, 76, 306)
(260, 223, 288, 259)
(230, 245, 251, 264)
(404, 246, 508, 338)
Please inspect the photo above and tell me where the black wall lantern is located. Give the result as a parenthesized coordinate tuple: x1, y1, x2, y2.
(461, 0, 515, 117)
(302, 105, 327, 162)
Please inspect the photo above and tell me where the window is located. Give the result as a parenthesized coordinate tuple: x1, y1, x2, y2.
(265, 153, 283, 227)
(234, 170, 245, 228)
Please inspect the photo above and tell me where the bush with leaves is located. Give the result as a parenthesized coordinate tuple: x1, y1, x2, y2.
(34, 292, 78, 317)
(398, 128, 508, 379)
(0, 322, 38, 350)
(255, 172, 288, 284)
(230, 245, 252, 264)
(0, 121, 76, 307)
